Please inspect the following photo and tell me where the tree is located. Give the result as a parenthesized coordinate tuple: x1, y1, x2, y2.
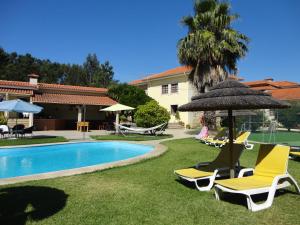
(83, 54, 115, 87)
(0, 48, 116, 88)
(177, 0, 249, 92)
(108, 83, 152, 108)
(278, 101, 300, 131)
(83, 53, 99, 84)
(134, 100, 170, 128)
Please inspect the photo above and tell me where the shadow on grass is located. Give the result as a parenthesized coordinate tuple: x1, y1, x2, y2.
(0, 186, 68, 225)
(175, 178, 211, 190)
(217, 189, 298, 209)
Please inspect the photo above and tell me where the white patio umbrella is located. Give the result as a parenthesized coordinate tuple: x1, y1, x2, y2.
(100, 103, 134, 133)
(0, 99, 43, 137)
(0, 99, 43, 114)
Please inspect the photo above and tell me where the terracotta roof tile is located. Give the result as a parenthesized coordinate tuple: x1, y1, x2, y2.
(267, 88, 300, 101)
(244, 80, 299, 88)
(32, 93, 117, 106)
(129, 66, 192, 85)
(38, 83, 107, 93)
(251, 86, 277, 91)
(0, 88, 33, 95)
(0, 80, 37, 89)
(271, 81, 299, 87)
(145, 66, 192, 80)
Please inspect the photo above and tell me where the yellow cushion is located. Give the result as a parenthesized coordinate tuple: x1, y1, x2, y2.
(210, 139, 227, 145)
(174, 168, 214, 179)
(254, 145, 289, 177)
(290, 152, 300, 157)
(235, 131, 250, 143)
(215, 175, 274, 190)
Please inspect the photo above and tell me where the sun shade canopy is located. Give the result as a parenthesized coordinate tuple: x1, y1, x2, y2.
(0, 99, 43, 113)
(179, 80, 290, 112)
(100, 103, 134, 112)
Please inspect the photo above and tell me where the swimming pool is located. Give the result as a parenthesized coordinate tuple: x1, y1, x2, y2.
(0, 142, 154, 179)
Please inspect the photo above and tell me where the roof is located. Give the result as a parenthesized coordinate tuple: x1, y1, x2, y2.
(0, 87, 33, 95)
(0, 80, 107, 94)
(251, 86, 278, 91)
(129, 66, 192, 85)
(0, 80, 37, 89)
(244, 80, 299, 88)
(267, 88, 300, 101)
(38, 83, 107, 94)
(32, 93, 117, 106)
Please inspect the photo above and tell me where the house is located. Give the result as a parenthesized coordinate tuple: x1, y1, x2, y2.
(0, 74, 117, 130)
(130, 66, 300, 127)
(130, 66, 200, 128)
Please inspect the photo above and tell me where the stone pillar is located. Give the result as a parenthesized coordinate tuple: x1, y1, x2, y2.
(4, 93, 9, 118)
(77, 106, 82, 122)
(29, 98, 34, 127)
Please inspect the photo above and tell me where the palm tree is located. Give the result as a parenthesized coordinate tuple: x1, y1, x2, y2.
(178, 0, 249, 92)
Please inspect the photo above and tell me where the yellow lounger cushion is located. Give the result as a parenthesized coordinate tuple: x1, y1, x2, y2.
(215, 175, 274, 191)
(174, 168, 214, 179)
(290, 152, 300, 157)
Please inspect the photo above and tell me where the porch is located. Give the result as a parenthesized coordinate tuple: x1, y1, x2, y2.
(33, 103, 115, 131)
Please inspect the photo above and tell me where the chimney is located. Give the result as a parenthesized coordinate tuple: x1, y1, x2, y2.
(264, 77, 274, 82)
(28, 74, 39, 85)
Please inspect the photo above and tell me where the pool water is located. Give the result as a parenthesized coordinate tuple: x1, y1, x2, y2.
(0, 142, 153, 179)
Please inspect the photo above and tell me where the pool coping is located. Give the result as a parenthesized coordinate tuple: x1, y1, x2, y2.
(0, 140, 167, 186)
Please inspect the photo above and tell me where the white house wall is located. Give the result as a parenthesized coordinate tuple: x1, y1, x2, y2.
(145, 75, 200, 128)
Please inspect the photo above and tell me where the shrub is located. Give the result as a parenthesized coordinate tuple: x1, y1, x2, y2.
(134, 100, 170, 128)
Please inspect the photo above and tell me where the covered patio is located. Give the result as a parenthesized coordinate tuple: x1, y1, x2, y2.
(32, 93, 116, 130)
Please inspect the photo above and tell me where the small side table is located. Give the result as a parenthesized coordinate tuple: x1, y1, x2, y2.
(77, 122, 89, 132)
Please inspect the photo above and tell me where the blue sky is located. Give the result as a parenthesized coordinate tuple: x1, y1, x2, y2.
(0, 0, 299, 83)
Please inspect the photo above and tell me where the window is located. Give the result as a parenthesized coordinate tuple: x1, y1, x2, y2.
(170, 105, 178, 115)
(171, 83, 178, 93)
(162, 84, 168, 94)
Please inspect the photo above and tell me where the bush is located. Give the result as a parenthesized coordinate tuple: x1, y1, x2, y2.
(278, 101, 300, 131)
(134, 100, 170, 128)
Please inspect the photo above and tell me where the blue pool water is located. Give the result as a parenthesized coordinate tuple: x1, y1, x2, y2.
(0, 142, 153, 179)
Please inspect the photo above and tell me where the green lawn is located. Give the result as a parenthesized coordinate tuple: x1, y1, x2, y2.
(91, 134, 173, 141)
(1, 139, 299, 225)
(0, 136, 68, 147)
(249, 131, 300, 146)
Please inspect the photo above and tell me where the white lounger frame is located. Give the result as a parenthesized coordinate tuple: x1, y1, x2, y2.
(214, 168, 300, 212)
(174, 162, 230, 191)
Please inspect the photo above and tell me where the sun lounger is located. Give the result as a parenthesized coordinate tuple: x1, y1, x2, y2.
(290, 151, 300, 158)
(208, 131, 253, 150)
(174, 143, 244, 191)
(201, 128, 227, 144)
(214, 144, 300, 211)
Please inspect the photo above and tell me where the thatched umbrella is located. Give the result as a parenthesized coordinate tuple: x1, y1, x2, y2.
(179, 80, 289, 178)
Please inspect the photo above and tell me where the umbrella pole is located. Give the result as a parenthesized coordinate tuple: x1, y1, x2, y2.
(228, 109, 234, 178)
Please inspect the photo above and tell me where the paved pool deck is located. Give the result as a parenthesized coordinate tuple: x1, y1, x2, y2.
(33, 128, 194, 142)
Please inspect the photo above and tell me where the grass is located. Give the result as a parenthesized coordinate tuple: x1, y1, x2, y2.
(0, 136, 68, 146)
(0, 138, 300, 225)
(249, 131, 300, 146)
(91, 134, 173, 141)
